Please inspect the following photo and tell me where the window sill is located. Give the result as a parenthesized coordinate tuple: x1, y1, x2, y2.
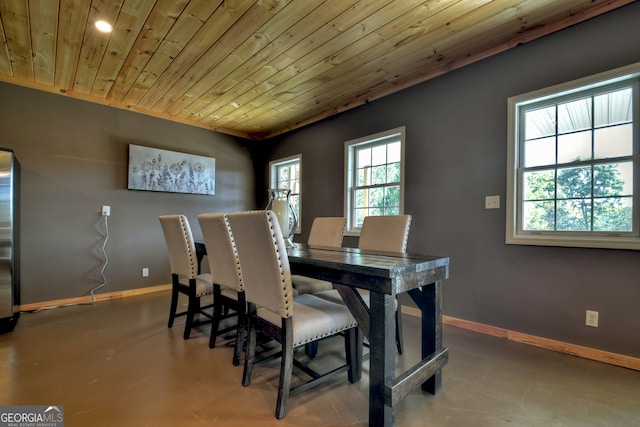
(506, 233, 640, 250)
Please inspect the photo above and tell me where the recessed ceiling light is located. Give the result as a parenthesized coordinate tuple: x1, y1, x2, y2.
(95, 20, 113, 33)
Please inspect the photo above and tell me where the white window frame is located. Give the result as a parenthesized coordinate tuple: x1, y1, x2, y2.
(344, 127, 406, 236)
(506, 62, 640, 250)
(269, 154, 301, 234)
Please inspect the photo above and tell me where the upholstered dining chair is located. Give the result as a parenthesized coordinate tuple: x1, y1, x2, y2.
(159, 215, 214, 340)
(358, 214, 412, 253)
(291, 216, 346, 295)
(197, 213, 246, 366)
(314, 214, 412, 354)
(226, 210, 360, 419)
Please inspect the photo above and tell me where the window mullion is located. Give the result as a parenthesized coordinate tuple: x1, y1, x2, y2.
(589, 95, 595, 232)
(554, 105, 559, 231)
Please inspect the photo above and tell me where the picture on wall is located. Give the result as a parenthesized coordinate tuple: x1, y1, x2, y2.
(127, 144, 215, 195)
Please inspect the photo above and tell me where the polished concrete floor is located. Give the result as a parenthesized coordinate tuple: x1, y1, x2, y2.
(1, 291, 639, 426)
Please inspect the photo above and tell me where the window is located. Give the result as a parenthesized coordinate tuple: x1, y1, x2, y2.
(344, 127, 405, 234)
(507, 63, 640, 249)
(270, 154, 301, 233)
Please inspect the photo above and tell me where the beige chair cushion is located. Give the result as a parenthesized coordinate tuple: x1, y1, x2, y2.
(257, 294, 357, 347)
(291, 275, 333, 294)
(178, 273, 214, 297)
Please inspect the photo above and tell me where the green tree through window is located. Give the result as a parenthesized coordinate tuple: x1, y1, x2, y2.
(524, 163, 632, 232)
(345, 128, 405, 232)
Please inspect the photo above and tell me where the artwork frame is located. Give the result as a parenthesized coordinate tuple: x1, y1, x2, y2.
(127, 144, 215, 195)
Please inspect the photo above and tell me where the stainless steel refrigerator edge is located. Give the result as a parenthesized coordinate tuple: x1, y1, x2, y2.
(0, 148, 19, 332)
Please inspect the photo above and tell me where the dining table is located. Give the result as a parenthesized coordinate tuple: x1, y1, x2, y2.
(286, 244, 450, 427)
(195, 241, 450, 427)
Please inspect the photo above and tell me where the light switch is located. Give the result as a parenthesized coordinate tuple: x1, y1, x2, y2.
(485, 195, 500, 209)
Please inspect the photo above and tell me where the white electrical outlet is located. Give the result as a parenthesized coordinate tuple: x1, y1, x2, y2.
(102, 205, 111, 216)
(485, 195, 500, 209)
(142, 268, 149, 277)
(585, 310, 599, 327)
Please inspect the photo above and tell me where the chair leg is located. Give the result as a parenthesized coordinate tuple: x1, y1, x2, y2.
(233, 312, 245, 366)
(276, 318, 294, 420)
(395, 301, 404, 355)
(167, 278, 179, 328)
(233, 294, 247, 366)
(209, 287, 223, 349)
(184, 294, 198, 340)
(242, 309, 257, 387)
(344, 327, 361, 383)
(305, 341, 318, 358)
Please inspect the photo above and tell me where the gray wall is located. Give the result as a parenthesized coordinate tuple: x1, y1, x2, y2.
(266, 3, 640, 358)
(0, 83, 255, 304)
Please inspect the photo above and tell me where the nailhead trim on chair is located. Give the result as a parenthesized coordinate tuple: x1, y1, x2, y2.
(266, 212, 293, 318)
(223, 214, 245, 290)
(178, 215, 197, 279)
(294, 327, 360, 347)
(401, 215, 412, 252)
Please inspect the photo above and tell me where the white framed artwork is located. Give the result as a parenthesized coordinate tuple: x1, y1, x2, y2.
(127, 144, 215, 195)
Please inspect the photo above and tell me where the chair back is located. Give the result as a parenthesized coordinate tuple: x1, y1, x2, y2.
(198, 213, 244, 292)
(358, 214, 411, 253)
(159, 215, 198, 279)
(226, 211, 293, 319)
(307, 217, 346, 247)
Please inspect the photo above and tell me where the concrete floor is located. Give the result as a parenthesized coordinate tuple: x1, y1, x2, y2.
(1, 291, 639, 426)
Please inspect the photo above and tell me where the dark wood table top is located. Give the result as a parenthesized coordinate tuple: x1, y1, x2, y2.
(286, 244, 450, 294)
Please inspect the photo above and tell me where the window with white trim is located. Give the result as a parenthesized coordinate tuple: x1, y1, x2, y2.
(507, 63, 640, 249)
(270, 154, 301, 233)
(344, 127, 405, 234)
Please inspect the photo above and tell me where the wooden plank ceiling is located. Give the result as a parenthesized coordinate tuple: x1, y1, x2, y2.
(0, 0, 635, 140)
